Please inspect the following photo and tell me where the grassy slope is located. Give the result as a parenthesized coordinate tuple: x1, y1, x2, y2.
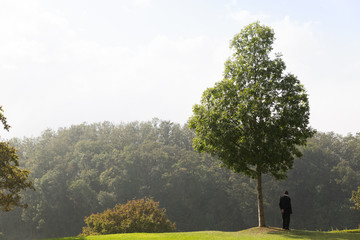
(39, 227, 360, 240)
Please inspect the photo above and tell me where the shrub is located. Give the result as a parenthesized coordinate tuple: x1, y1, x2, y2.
(80, 197, 176, 236)
(351, 187, 360, 211)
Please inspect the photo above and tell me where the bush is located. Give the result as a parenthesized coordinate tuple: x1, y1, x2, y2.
(80, 197, 176, 236)
(351, 187, 360, 211)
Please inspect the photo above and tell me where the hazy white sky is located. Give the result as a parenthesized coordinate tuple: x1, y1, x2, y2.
(1, 0, 360, 139)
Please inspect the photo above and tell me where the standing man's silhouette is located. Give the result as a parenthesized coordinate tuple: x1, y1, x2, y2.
(279, 190, 292, 230)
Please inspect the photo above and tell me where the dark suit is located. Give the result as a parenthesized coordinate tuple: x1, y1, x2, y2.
(279, 194, 292, 230)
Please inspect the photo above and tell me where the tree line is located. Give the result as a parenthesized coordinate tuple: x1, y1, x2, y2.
(0, 120, 359, 239)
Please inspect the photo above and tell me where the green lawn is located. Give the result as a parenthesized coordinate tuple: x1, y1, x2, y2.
(39, 227, 360, 240)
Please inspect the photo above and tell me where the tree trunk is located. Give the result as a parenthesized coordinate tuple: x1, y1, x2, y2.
(256, 172, 266, 227)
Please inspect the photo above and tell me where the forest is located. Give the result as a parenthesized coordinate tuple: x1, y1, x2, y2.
(1, 119, 360, 239)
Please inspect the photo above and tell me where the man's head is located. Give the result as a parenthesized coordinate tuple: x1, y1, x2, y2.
(284, 190, 289, 195)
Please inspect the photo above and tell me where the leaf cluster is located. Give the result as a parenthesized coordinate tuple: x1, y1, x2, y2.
(0, 106, 10, 132)
(350, 187, 360, 211)
(80, 197, 176, 236)
(0, 106, 34, 212)
(0, 142, 34, 211)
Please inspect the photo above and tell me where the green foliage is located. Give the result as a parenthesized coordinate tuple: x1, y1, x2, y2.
(350, 187, 360, 211)
(80, 198, 176, 236)
(0, 106, 34, 212)
(0, 142, 33, 211)
(0, 106, 10, 131)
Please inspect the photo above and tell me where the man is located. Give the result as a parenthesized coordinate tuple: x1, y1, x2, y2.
(279, 190, 292, 230)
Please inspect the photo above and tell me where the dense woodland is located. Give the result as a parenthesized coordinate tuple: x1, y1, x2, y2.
(1, 119, 360, 239)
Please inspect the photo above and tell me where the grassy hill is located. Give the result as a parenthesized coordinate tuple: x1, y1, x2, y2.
(39, 227, 360, 240)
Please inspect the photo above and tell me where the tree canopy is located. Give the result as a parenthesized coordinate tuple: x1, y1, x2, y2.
(189, 22, 315, 227)
(0, 106, 33, 211)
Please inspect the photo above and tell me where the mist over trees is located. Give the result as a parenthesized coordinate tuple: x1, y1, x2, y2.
(0, 120, 359, 239)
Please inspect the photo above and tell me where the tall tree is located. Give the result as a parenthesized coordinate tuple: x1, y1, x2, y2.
(0, 106, 33, 211)
(189, 22, 315, 227)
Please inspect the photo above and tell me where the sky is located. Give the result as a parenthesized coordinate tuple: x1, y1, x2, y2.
(1, 0, 360, 139)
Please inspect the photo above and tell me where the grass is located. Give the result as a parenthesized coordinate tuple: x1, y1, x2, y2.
(38, 227, 360, 240)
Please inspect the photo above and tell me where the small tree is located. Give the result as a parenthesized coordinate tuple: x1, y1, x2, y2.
(0, 106, 34, 211)
(80, 197, 176, 236)
(350, 187, 360, 211)
(189, 22, 315, 227)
